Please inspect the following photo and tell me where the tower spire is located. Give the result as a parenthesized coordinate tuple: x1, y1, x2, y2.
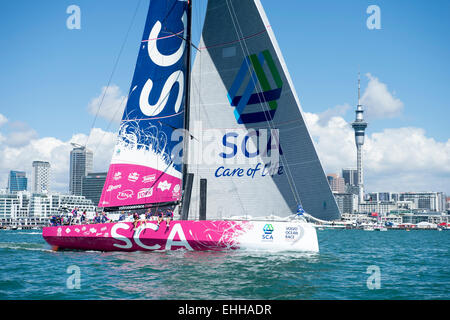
(358, 71, 361, 106)
(352, 71, 368, 205)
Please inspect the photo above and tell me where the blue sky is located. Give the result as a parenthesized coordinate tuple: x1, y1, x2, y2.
(0, 0, 449, 194)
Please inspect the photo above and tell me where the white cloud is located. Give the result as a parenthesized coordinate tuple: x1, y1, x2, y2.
(361, 73, 404, 120)
(317, 103, 351, 126)
(0, 113, 7, 127)
(0, 128, 116, 193)
(1, 121, 38, 147)
(88, 85, 127, 123)
(305, 109, 450, 194)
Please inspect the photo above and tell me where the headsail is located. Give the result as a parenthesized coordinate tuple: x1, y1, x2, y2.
(188, 0, 340, 220)
(99, 0, 188, 209)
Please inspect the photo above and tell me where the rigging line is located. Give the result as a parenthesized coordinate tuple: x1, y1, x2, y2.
(226, 0, 302, 209)
(91, 83, 140, 157)
(227, 1, 301, 206)
(163, 29, 201, 52)
(147, 0, 184, 61)
(142, 30, 184, 42)
(157, 120, 199, 142)
(200, 0, 248, 218)
(198, 27, 270, 50)
(84, 0, 142, 148)
(91, 94, 127, 156)
(144, 61, 186, 118)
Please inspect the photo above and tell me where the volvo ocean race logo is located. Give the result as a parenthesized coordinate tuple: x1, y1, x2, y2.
(227, 50, 283, 124)
(262, 224, 274, 241)
(285, 226, 304, 242)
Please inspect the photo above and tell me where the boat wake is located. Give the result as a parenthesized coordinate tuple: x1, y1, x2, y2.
(0, 242, 53, 253)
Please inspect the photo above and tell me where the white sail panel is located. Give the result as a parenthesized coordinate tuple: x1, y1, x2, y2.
(188, 0, 340, 220)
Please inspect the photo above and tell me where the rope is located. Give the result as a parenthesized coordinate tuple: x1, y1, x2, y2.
(84, 0, 142, 148)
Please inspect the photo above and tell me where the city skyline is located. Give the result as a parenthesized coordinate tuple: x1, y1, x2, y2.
(0, 0, 449, 194)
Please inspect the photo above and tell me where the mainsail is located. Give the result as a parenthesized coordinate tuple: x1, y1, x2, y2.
(99, 0, 187, 209)
(188, 0, 340, 220)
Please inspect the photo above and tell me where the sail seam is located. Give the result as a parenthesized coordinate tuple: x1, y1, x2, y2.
(120, 111, 184, 122)
(198, 26, 271, 50)
(142, 30, 184, 42)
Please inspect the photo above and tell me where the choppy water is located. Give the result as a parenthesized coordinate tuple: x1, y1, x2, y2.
(0, 229, 448, 299)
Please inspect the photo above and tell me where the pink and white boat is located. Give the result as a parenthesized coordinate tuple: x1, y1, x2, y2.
(43, 0, 340, 253)
(43, 219, 319, 252)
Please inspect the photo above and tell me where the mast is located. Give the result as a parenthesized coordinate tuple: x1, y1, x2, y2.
(181, 0, 193, 219)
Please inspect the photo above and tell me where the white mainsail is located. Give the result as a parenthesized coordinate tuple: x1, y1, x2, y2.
(187, 0, 340, 221)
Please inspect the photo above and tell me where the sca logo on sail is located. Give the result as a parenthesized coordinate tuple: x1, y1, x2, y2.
(227, 50, 283, 124)
(262, 224, 274, 241)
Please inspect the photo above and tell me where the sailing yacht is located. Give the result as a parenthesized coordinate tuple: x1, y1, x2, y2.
(43, 0, 340, 252)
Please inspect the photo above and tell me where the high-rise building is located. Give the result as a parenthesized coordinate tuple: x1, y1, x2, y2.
(342, 168, 358, 186)
(368, 192, 397, 202)
(351, 73, 368, 204)
(69, 145, 93, 196)
(0, 191, 29, 220)
(32, 161, 51, 194)
(399, 192, 445, 212)
(8, 171, 27, 193)
(82, 172, 107, 206)
(29, 193, 95, 218)
(327, 174, 346, 194)
(334, 193, 359, 214)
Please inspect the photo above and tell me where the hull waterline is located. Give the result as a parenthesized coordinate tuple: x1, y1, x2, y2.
(42, 220, 319, 252)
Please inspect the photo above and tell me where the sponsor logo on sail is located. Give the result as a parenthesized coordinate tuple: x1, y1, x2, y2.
(172, 184, 181, 198)
(113, 172, 122, 181)
(227, 50, 283, 124)
(107, 184, 122, 192)
(117, 189, 134, 200)
(142, 174, 156, 183)
(262, 224, 274, 241)
(157, 180, 172, 192)
(128, 172, 140, 182)
(137, 187, 153, 199)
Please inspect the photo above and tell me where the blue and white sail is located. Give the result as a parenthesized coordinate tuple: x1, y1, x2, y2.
(99, 0, 187, 208)
(188, 0, 340, 220)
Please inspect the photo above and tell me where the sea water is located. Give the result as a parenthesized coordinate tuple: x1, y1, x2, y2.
(0, 229, 448, 299)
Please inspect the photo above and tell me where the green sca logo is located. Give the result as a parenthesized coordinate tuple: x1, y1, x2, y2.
(263, 224, 274, 235)
(227, 50, 283, 124)
(262, 224, 274, 241)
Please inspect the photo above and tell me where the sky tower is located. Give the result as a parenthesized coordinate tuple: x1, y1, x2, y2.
(352, 73, 368, 204)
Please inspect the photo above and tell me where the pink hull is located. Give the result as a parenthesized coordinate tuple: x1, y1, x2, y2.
(42, 220, 252, 252)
